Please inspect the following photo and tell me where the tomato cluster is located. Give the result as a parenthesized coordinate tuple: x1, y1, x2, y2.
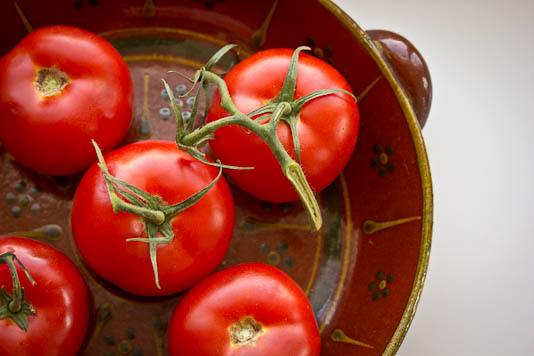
(1, 25, 360, 356)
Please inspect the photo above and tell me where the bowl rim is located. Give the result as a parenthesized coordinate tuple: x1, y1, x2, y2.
(319, 0, 433, 354)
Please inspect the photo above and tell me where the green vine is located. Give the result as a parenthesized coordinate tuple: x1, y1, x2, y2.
(164, 45, 356, 231)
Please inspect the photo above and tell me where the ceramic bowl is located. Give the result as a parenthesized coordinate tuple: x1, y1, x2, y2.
(0, 1, 432, 355)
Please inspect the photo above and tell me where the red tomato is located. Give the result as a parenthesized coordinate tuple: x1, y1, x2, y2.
(207, 48, 359, 202)
(168, 263, 320, 356)
(0, 25, 133, 175)
(0, 236, 89, 356)
(71, 140, 235, 296)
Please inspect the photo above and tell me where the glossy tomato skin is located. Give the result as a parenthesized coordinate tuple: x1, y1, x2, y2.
(168, 263, 320, 356)
(0, 25, 133, 175)
(0, 236, 89, 356)
(207, 49, 359, 202)
(71, 140, 235, 296)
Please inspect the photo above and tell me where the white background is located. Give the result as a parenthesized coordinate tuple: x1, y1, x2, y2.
(332, 0, 534, 355)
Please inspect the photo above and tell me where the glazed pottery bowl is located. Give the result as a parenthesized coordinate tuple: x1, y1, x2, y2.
(0, 1, 432, 355)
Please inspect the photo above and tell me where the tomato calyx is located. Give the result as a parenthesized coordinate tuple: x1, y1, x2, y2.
(0, 251, 36, 332)
(91, 140, 223, 289)
(34, 67, 70, 97)
(229, 317, 264, 347)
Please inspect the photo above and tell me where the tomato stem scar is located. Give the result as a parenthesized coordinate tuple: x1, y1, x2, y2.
(34, 68, 70, 97)
(229, 317, 264, 347)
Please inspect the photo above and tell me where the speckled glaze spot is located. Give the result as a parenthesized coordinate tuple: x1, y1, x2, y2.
(159, 107, 171, 120)
(369, 271, 394, 301)
(11, 205, 22, 218)
(371, 144, 395, 177)
(175, 84, 187, 94)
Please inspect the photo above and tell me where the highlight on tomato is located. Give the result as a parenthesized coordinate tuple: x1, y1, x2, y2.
(0, 236, 89, 356)
(70, 140, 235, 296)
(168, 263, 320, 356)
(0, 25, 133, 175)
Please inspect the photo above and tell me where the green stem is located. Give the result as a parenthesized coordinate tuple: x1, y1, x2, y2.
(110, 192, 165, 226)
(181, 114, 248, 146)
(203, 71, 241, 114)
(285, 163, 322, 231)
(182, 71, 284, 146)
(162, 79, 184, 139)
(0, 252, 35, 313)
(0, 253, 22, 313)
(269, 101, 291, 128)
(261, 132, 322, 231)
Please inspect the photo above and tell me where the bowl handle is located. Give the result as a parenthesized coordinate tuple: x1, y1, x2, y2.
(367, 30, 432, 128)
